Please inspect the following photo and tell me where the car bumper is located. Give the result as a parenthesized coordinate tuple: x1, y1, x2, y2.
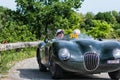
(55, 59, 120, 74)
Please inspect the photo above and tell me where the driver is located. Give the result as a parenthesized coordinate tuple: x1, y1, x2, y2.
(55, 29, 64, 40)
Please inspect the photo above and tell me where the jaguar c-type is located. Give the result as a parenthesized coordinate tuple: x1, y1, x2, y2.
(36, 34, 120, 80)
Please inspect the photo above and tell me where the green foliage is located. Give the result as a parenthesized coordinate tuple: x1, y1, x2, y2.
(116, 29, 120, 35)
(112, 23, 120, 30)
(80, 12, 95, 31)
(65, 29, 73, 34)
(112, 10, 119, 17)
(116, 15, 120, 23)
(1, 0, 120, 41)
(0, 47, 36, 73)
(14, 0, 84, 39)
(65, 0, 84, 8)
(0, 21, 36, 43)
(87, 20, 114, 38)
(44, 2, 84, 38)
(0, 7, 8, 32)
(81, 19, 93, 31)
(85, 12, 95, 20)
(95, 12, 117, 24)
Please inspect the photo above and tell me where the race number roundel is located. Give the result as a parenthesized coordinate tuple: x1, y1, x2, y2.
(70, 33, 78, 39)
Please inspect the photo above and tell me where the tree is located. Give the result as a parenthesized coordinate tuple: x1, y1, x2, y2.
(112, 23, 120, 37)
(116, 15, 120, 23)
(0, 6, 9, 31)
(85, 12, 95, 20)
(112, 10, 119, 17)
(87, 20, 114, 38)
(81, 12, 95, 31)
(15, 0, 84, 39)
(0, 21, 36, 43)
(95, 12, 117, 24)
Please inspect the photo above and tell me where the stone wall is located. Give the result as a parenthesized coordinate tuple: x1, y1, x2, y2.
(0, 41, 42, 51)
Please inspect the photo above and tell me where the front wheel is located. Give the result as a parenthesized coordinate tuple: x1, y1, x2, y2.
(108, 70, 120, 80)
(36, 48, 47, 71)
(50, 61, 64, 79)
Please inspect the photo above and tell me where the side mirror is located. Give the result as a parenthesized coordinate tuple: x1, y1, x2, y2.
(44, 39, 49, 43)
(39, 42, 46, 48)
(97, 38, 102, 41)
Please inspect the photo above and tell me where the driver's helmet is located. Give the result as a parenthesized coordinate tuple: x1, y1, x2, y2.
(56, 29, 64, 36)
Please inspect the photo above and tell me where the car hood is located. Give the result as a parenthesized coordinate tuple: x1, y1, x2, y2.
(53, 39, 120, 61)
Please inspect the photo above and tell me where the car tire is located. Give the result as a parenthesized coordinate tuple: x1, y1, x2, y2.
(108, 70, 120, 80)
(36, 48, 47, 71)
(50, 61, 64, 79)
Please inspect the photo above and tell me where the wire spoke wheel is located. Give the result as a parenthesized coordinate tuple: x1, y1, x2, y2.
(36, 48, 46, 71)
(50, 60, 64, 79)
(108, 70, 120, 80)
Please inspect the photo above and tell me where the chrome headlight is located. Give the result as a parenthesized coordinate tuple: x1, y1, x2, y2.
(113, 49, 120, 58)
(58, 48, 70, 60)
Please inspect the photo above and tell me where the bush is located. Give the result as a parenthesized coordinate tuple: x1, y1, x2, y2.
(87, 20, 114, 38)
(0, 21, 36, 43)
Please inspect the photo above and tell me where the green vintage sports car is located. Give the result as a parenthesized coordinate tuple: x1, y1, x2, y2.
(36, 34, 120, 79)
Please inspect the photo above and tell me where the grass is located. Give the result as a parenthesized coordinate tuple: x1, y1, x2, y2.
(0, 47, 36, 74)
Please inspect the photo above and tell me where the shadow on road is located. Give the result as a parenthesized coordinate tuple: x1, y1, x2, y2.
(17, 69, 51, 79)
(17, 69, 111, 80)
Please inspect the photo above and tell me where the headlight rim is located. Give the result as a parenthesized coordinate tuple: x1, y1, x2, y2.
(58, 48, 71, 61)
(113, 48, 120, 58)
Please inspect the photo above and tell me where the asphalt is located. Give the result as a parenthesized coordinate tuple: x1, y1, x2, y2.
(1, 57, 112, 80)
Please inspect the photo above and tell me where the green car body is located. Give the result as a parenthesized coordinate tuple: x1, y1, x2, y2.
(36, 34, 120, 79)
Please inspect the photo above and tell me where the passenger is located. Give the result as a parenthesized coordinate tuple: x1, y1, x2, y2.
(73, 29, 81, 35)
(70, 29, 81, 39)
(55, 29, 64, 40)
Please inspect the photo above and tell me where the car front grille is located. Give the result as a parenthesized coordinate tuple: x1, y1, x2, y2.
(84, 52, 99, 71)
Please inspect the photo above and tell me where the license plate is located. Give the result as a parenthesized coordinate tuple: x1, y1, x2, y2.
(107, 60, 120, 64)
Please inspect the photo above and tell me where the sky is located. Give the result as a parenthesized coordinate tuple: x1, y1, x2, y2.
(0, 0, 16, 10)
(0, 0, 120, 14)
(79, 0, 120, 14)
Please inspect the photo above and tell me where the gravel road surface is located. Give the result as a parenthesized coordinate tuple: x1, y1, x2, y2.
(1, 57, 112, 80)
